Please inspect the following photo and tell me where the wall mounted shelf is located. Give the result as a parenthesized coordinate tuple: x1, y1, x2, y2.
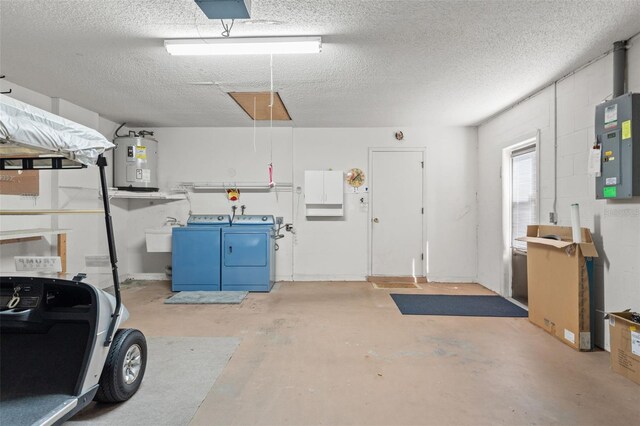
(177, 182, 293, 192)
(105, 188, 186, 201)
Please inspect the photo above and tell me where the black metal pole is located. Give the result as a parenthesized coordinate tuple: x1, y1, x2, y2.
(613, 40, 627, 98)
(97, 154, 121, 346)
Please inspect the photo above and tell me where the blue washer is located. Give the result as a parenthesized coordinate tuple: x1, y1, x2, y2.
(221, 215, 276, 292)
(171, 215, 230, 291)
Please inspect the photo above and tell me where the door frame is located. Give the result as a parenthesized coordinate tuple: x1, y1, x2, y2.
(368, 147, 426, 278)
(501, 130, 540, 298)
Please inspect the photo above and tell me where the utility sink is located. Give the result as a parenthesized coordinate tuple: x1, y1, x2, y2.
(145, 224, 180, 252)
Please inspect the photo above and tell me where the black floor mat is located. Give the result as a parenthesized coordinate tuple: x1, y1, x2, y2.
(0, 394, 75, 426)
(390, 294, 528, 317)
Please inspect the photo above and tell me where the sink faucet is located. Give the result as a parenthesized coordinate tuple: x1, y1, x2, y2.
(165, 216, 183, 227)
(231, 205, 237, 225)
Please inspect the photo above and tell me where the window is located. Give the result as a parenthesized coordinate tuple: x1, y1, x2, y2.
(511, 146, 537, 251)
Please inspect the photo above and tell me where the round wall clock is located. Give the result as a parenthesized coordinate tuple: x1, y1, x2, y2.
(346, 168, 365, 187)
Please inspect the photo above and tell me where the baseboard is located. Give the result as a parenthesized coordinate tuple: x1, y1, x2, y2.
(292, 274, 367, 282)
(124, 273, 290, 282)
(276, 275, 293, 282)
(367, 276, 427, 283)
(427, 276, 479, 284)
(126, 273, 169, 281)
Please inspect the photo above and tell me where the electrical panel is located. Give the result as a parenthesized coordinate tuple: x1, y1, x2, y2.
(595, 93, 640, 199)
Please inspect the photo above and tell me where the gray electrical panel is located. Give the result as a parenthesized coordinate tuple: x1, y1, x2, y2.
(595, 93, 640, 199)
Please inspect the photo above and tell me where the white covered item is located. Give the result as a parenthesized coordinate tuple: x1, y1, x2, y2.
(0, 95, 114, 166)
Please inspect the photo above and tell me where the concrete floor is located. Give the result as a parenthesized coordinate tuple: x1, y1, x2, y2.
(122, 281, 638, 426)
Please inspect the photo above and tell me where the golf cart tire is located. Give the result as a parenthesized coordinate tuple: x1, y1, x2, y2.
(95, 328, 147, 403)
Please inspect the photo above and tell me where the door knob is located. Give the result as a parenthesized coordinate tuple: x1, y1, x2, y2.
(373, 217, 379, 223)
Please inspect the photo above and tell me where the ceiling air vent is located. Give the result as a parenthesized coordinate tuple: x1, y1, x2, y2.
(194, 0, 251, 19)
(228, 92, 291, 121)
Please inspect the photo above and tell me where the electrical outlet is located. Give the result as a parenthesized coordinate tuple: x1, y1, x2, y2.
(276, 216, 284, 225)
(549, 212, 558, 224)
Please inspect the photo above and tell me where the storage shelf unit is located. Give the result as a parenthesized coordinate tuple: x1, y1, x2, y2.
(0, 228, 70, 273)
(304, 170, 343, 216)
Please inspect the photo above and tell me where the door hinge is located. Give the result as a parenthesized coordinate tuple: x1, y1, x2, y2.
(421, 253, 424, 260)
(421, 161, 424, 168)
(421, 207, 424, 214)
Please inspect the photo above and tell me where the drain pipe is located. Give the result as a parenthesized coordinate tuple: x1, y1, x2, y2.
(612, 40, 627, 98)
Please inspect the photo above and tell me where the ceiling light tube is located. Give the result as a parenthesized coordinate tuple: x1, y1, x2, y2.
(164, 36, 322, 56)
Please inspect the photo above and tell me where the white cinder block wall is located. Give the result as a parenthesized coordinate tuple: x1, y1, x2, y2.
(0, 81, 129, 286)
(1, 79, 479, 285)
(123, 127, 295, 281)
(292, 127, 478, 282)
(127, 126, 479, 283)
(478, 38, 640, 349)
(0, 82, 56, 264)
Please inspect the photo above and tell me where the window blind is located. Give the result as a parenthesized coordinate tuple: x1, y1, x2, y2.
(511, 148, 537, 251)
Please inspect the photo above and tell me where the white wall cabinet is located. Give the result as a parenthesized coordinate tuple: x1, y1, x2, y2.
(304, 170, 344, 216)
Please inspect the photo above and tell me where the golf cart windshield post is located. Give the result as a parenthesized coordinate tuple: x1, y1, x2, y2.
(97, 154, 121, 346)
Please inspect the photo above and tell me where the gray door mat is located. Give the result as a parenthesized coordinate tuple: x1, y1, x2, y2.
(164, 291, 248, 304)
(69, 336, 240, 425)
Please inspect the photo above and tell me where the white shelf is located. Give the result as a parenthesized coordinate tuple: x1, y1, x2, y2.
(0, 228, 71, 241)
(178, 182, 293, 191)
(106, 188, 186, 200)
(305, 205, 344, 217)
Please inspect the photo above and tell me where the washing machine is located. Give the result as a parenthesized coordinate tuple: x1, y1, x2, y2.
(221, 215, 276, 292)
(171, 215, 230, 291)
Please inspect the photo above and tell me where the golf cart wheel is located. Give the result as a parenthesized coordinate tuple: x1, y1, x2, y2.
(95, 328, 147, 403)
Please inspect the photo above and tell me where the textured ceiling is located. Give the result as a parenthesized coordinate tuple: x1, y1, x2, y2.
(1, 0, 639, 127)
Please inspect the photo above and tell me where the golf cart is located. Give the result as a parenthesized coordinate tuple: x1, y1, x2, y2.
(0, 96, 147, 425)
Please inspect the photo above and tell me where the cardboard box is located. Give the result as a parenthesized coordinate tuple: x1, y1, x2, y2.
(608, 312, 640, 385)
(517, 225, 598, 351)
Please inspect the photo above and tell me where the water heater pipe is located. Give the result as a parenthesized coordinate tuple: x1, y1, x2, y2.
(612, 40, 627, 98)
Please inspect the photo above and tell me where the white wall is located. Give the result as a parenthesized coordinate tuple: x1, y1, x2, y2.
(478, 39, 640, 349)
(292, 127, 478, 282)
(2, 79, 479, 285)
(127, 126, 478, 283)
(124, 127, 294, 281)
(0, 82, 128, 287)
(1, 83, 56, 274)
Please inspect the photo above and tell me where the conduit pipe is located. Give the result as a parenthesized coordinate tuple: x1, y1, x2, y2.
(612, 40, 627, 98)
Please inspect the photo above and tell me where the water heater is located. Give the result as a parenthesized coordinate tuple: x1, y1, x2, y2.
(113, 131, 158, 192)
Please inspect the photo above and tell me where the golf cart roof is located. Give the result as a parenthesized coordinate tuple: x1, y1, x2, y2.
(0, 95, 114, 168)
(0, 94, 123, 348)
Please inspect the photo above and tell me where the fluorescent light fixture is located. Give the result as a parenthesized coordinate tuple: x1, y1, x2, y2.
(164, 37, 322, 56)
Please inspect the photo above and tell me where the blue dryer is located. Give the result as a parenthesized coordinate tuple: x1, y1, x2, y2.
(171, 215, 230, 291)
(221, 215, 276, 292)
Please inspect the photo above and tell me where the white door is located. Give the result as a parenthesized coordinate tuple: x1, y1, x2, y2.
(371, 150, 424, 277)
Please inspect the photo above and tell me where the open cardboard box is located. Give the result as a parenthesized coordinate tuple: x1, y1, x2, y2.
(517, 225, 598, 351)
(607, 312, 640, 385)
